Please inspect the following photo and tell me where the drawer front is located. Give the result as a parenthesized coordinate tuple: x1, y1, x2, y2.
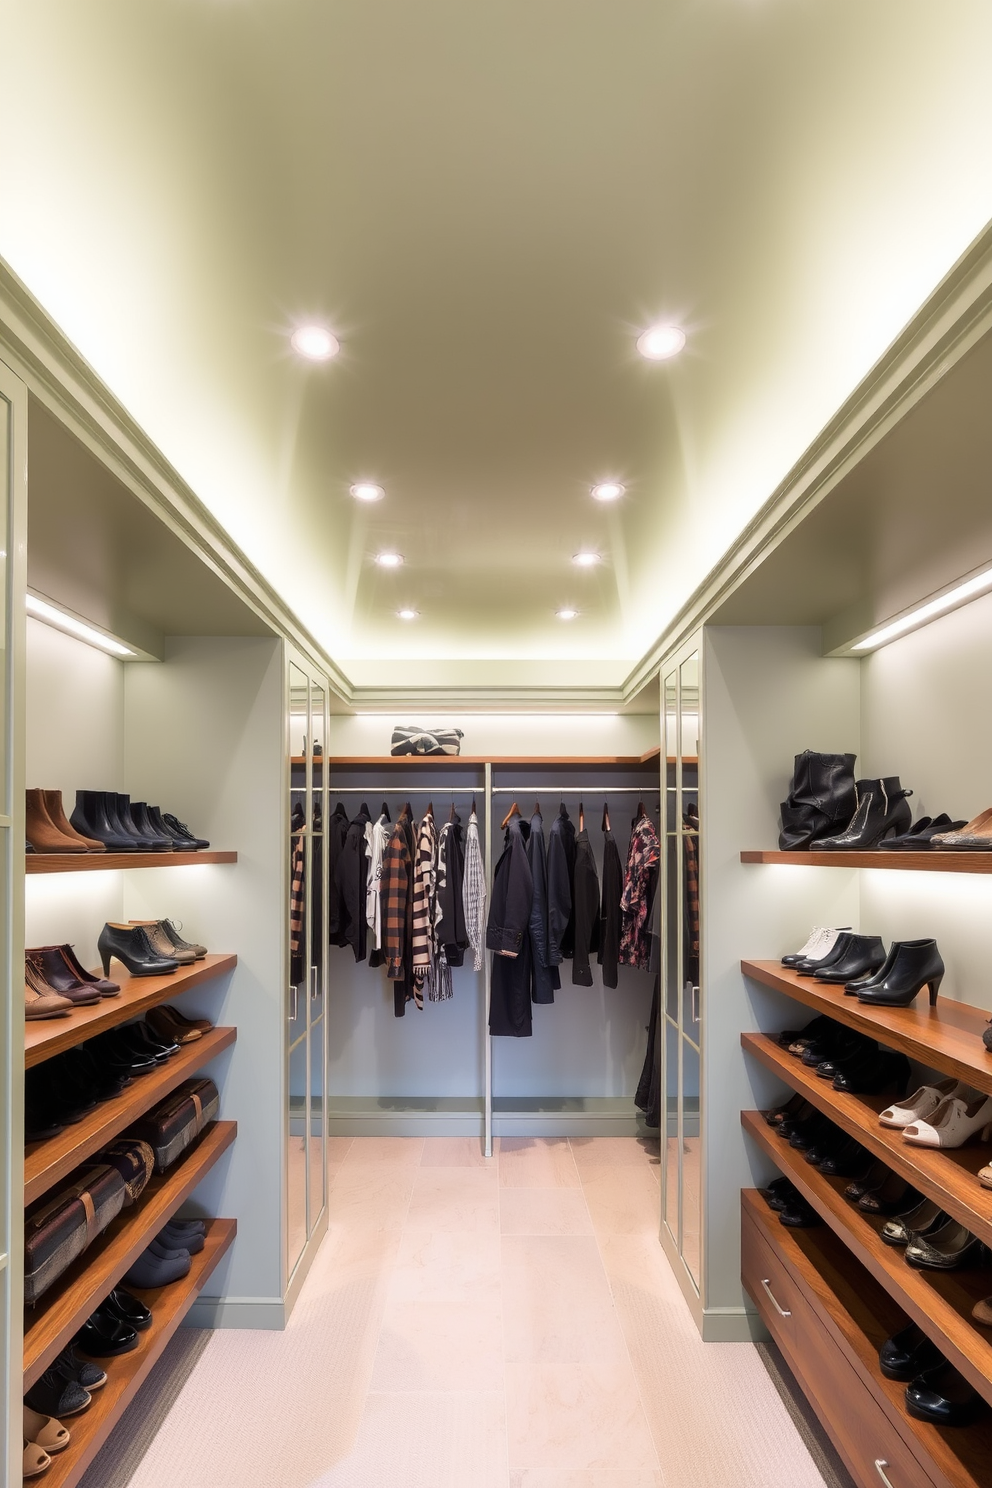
(741, 1203, 806, 1354)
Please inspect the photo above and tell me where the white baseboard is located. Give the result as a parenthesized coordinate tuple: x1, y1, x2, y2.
(184, 1296, 286, 1329)
(700, 1307, 768, 1343)
(325, 1097, 650, 1139)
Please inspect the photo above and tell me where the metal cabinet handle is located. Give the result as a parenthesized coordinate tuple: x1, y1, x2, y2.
(289, 982, 298, 1023)
(874, 1461, 895, 1488)
(760, 1278, 792, 1317)
(691, 983, 700, 1024)
(311, 964, 320, 1000)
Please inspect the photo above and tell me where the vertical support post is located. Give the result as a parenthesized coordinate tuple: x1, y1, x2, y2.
(483, 760, 493, 1157)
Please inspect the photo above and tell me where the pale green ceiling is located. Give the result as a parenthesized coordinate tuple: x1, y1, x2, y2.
(3, 0, 992, 691)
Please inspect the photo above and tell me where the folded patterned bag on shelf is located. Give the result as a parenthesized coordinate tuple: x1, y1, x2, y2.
(99, 1137, 156, 1205)
(390, 725, 464, 756)
(24, 1163, 126, 1304)
(129, 1077, 219, 1172)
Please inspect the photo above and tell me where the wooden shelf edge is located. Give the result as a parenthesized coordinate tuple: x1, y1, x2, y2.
(24, 1120, 237, 1387)
(740, 848, 992, 874)
(743, 1032, 992, 1253)
(26, 850, 237, 874)
(25, 954, 238, 1068)
(25, 1027, 237, 1206)
(741, 959, 992, 1099)
(742, 1109, 992, 1410)
(315, 755, 661, 768)
(39, 1219, 236, 1488)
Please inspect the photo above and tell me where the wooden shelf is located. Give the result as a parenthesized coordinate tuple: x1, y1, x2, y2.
(39, 1218, 235, 1488)
(25, 1027, 237, 1206)
(741, 848, 992, 873)
(24, 1119, 236, 1389)
(311, 753, 661, 768)
(27, 850, 237, 874)
(25, 954, 237, 1068)
(743, 1032, 992, 1253)
(742, 1109, 992, 1411)
(741, 960, 992, 1099)
(743, 1190, 992, 1488)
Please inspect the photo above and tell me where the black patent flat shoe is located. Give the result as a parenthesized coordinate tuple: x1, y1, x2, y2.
(879, 1323, 943, 1381)
(759, 1177, 800, 1211)
(762, 1093, 806, 1128)
(103, 1287, 152, 1332)
(76, 1309, 138, 1358)
(906, 1362, 982, 1425)
(855, 938, 945, 1009)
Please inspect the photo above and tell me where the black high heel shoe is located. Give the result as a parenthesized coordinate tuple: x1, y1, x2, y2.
(855, 939, 944, 1008)
(818, 777, 913, 850)
(97, 924, 179, 978)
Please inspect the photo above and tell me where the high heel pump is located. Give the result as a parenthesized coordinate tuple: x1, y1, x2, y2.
(97, 924, 179, 978)
(854, 939, 944, 1008)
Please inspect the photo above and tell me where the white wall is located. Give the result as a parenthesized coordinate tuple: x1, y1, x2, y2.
(330, 711, 657, 759)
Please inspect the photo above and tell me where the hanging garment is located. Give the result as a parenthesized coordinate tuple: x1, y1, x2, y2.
(597, 826, 623, 989)
(382, 805, 417, 1016)
(683, 802, 700, 987)
(327, 802, 349, 947)
(411, 810, 440, 1010)
(488, 814, 535, 1037)
(365, 809, 391, 965)
(526, 810, 559, 1005)
(463, 809, 487, 972)
(339, 803, 372, 963)
(620, 811, 661, 970)
(571, 826, 601, 987)
(437, 815, 469, 968)
(546, 805, 575, 964)
(635, 974, 661, 1129)
(289, 801, 306, 987)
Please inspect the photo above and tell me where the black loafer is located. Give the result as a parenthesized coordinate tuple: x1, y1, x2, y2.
(759, 1178, 800, 1211)
(906, 1362, 982, 1425)
(76, 1308, 139, 1357)
(103, 1286, 153, 1332)
(879, 1323, 943, 1381)
(779, 1198, 822, 1228)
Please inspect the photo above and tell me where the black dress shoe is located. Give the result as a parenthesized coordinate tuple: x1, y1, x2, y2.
(787, 1112, 836, 1152)
(814, 935, 887, 984)
(879, 813, 965, 850)
(103, 1287, 153, 1331)
(90, 1028, 158, 1075)
(161, 811, 210, 849)
(778, 1015, 836, 1050)
(906, 1362, 982, 1425)
(832, 1050, 912, 1097)
(76, 1308, 139, 1357)
(779, 1198, 823, 1228)
(879, 1323, 943, 1381)
(130, 1019, 179, 1057)
(763, 1093, 806, 1128)
(759, 1177, 801, 1211)
(855, 939, 945, 1009)
(818, 777, 913, 850)
(816, 1138, 870, 1177)
(25, 1095, 64, 1142)
(97, 923, 179, 979)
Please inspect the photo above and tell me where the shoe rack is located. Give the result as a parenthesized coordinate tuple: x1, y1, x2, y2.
(741, 849, 992, 874)
(26, 850, 238, 874)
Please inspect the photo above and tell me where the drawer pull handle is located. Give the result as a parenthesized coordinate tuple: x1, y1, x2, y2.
(874, 1461, 894, 1488)
(760, 1278, 791, 1317)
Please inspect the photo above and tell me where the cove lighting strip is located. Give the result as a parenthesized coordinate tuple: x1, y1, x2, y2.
(850, 563, 992, 653)
(26, 593, 137, 657)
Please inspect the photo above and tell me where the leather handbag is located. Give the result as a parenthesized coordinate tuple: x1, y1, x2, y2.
(130, 1078, 219, 1172)
(390, 725, 463, 757)
(99, 1137, 155, 1205)
(24, 1164, 126, 1304)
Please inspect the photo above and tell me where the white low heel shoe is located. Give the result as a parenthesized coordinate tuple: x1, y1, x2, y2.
(879, 1078, 971, 1129)
(903, 1093, 992, 1149)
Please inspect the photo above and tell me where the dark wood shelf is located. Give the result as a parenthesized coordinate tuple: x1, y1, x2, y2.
(313, 753, 662, 767)
(741, 848, 992, 873)
(39, 1218, 235, 1488)
(27, 850, 237, 874)
(744, 1032, 992, 1252)
(25, 954, 237, 1068)
(742, 1109, 992, 1411)
(743, 1189, 992, 1488)
(25, 1027, 237, 1206)
(741, 960, 992, 1099)
(23, 1119, 236, 1388)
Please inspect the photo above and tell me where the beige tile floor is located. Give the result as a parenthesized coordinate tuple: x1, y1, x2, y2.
(83, 1136, 833, 1488)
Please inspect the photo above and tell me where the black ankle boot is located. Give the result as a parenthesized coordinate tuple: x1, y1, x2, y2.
(129, 801, 175, 851)
(97, 924, 179, 978)
(70, 791, 134, 851)
(819, 777, 913, 850)
(855, 939, 944, 1008)
(813, 934, 887, 984)
(778, 751, 858, 850)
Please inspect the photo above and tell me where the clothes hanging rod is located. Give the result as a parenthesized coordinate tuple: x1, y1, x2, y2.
(327, 787, 481, 795)
(489, 785, 654, 795)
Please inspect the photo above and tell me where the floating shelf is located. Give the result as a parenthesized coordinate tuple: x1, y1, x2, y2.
(742, 1109, 992, 1413)
(309, 753, 663, 768)
(741, 960, 992, 1098)
(26, 850, 237, 874)
(743, 1190, 992, 1488)
(741, 848, 992, 874)
(24, 1119, 236, 1388)
(25, 954, 237, 1068)
(26, 1027, 237, 1206)
(744, 1032, 992, 1253)
(38, 1218, 235, 1488)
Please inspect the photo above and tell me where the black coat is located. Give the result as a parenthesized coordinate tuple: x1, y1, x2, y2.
(437, 816, 469, 967)
(340, 803, 371, 963)
(487, 814, 534, 1037)
(597, 827, 623, 989)
(526, 811, 560, 1004)
(327, 802, 350, 947)
(547, 806, 575, 964)
(571, 826, 601, 987)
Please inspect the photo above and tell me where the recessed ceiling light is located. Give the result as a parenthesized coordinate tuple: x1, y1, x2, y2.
(291, 325, 340, 360)
(397, 608, 419, 621)
(636, 324, 686, 361)
(572, 551, 601, 567)
(591, 482, 625, 502)
(375, 551, 404, 568)
(351, 482, 384, 502)
(556, 608, 579, 620)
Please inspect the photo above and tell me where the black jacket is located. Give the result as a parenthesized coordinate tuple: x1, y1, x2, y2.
(526, 811, 560, 1004)
(339, 803, 371, 963)
(571, 826, 601, 987)
(488, 814, 535, 1037)
(437, 816, 469, 967)
(327, 802, 350, 947)
(597, 827, 623, 989)
(547, 806, 575, 964)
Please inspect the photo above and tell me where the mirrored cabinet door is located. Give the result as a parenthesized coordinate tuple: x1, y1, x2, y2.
(287, 662, 309, 1279)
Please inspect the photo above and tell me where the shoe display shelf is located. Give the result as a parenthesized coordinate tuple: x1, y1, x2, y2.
(741, 1189, 992, 1488)
(25, 955, 238, 1068)
(26, 849, 238, 873)
(741, 849, 992, 874)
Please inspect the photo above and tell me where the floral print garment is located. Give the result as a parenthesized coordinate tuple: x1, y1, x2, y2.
(619, 814, 661, 970)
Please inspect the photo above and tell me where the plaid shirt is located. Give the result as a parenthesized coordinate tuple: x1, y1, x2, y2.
(411, 811, 439, 1009)
(619, 813, 661, 970)
(463, 810, 486, 972)
(382, 808, 415, 983)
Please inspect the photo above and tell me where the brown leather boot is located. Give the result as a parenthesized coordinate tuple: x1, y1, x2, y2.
(42, 789, 105, 851)
(25, 788, 88, 853)
(24, 979, 73, 1020)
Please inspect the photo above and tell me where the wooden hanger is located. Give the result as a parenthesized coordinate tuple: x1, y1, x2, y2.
(501, 801, 521, 830)
(636, 799, 645, 819)
(579, 800, 585, 831)
(381, 801, 391, 822)
(533, 800, 540, 817)
(601, 801, 611, 832)
(448, 800, 457, 822)
(425, 800, 434, 818)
